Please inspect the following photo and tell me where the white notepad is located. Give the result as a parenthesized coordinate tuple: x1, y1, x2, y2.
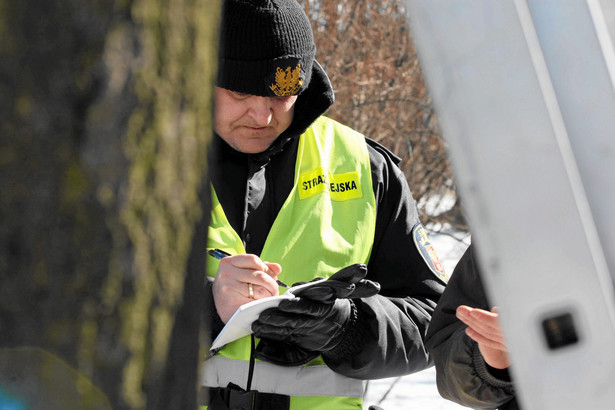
(210, 278, 328, 350)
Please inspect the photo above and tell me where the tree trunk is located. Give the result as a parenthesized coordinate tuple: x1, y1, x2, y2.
(0, 0, 220, 408)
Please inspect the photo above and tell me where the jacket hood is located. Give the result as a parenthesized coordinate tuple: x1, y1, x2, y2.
(281, 60, 335, 138)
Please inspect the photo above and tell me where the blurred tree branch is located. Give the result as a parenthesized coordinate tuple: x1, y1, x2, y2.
(302, 0, 468, 232)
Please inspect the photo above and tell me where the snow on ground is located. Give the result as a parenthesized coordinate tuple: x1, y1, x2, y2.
(363, 228, 471, 410)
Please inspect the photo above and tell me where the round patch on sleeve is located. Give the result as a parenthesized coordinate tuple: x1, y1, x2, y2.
(412, 223, 449, 283)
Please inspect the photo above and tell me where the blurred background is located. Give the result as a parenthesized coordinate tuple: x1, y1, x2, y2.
(0, 0, 469, 408)
(300, 0, 468, 235)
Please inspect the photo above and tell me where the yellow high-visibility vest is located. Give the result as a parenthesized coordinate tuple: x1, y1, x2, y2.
(204, 116, 377, 409)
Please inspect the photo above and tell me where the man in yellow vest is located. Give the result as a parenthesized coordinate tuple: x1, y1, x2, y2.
(203, 0, 448, 408)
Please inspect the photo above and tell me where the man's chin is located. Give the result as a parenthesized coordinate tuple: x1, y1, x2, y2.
(236, 140, 275, 154)
(219, 129, 279, 153)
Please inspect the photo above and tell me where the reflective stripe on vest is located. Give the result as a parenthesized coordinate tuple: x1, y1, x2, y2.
(201, 356, 366, 398)
(205, 116, 377, 406)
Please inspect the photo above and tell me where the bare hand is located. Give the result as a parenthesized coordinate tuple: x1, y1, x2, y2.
(456, 305, 510, 369)
(212, 254, 282, 323)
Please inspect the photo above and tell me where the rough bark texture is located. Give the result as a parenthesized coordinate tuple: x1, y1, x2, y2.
(0, 0, 219, 408)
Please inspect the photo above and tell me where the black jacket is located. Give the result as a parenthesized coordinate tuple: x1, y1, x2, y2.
(425, 244, 519, 409)
(205, 61, 446, 379)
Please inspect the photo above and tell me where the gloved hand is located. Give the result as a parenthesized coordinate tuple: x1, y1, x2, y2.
(291, 263, 380, 302)
(255, 339, 320, 366)
(252, 297, 353, 352)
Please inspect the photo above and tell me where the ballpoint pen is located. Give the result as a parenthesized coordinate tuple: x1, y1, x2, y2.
(207, 248, 289, 288)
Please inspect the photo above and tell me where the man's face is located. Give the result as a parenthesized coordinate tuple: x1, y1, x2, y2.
(214, 87, 298, 154)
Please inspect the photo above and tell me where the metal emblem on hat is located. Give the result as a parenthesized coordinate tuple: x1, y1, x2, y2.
(269, 59, 304, 97)
(269, 63, 303, 96)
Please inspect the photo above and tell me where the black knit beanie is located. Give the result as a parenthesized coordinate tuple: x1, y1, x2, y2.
(217, 0, 316, 97)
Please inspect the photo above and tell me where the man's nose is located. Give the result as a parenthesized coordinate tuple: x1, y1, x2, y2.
(248, 96, 273, 125)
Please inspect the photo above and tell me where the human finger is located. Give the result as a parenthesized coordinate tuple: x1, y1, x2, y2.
(465, 327, 508, 351)
(456, 306, 503, 339)
(264, 261, 282, 277)
(216, 255, 278, 292)
(213, 255, 279, 322)
(221, 253, 273, 273)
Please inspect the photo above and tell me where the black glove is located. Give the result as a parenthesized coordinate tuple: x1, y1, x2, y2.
(291, 263, 380, 302)
(255, 339, 320, 367)
(252, 298, 353, 352)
